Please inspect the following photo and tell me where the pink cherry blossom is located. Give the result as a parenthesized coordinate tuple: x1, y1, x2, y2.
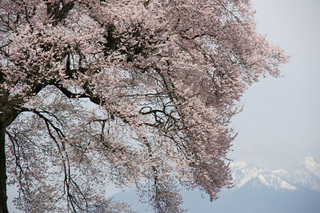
(0, 0, 289, 212)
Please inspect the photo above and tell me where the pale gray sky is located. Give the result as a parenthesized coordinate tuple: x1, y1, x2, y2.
(229, 0, 320, 171)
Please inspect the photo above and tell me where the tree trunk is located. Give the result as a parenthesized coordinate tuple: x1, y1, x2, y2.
(0, 120, 8, 213)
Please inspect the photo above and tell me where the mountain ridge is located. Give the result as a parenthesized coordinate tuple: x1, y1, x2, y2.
(110, 156, 320, 213)
(230, 156, 320, 192)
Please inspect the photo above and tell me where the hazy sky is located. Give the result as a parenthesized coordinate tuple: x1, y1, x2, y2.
(229, 0, 320, 171)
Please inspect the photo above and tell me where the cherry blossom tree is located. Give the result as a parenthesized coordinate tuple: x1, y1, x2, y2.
(0, 0, 289, 212)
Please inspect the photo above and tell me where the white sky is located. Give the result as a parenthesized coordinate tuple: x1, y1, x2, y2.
(229, 0, 320, 171)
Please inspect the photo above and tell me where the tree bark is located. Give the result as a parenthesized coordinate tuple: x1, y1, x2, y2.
(0, 120, 8, 213)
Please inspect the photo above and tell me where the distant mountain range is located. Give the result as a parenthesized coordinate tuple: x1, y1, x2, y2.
(112, 157, 320, 213)
(230, 156, 320, 192)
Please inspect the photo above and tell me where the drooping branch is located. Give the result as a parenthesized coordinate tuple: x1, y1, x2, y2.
(17, 107, 89, 212)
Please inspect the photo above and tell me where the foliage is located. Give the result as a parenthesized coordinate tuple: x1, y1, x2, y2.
(0, 0, 288, 212)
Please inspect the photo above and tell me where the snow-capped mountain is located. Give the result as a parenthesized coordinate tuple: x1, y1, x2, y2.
(230, 162, 297, 190)
(110, 156, 320, 213)
(230, 156, 320, 192)
(182, 156, 320, 213)
(303, 156, 320, 178)
(291, 157, 320, 191)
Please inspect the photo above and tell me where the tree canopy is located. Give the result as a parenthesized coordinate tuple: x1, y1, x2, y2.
(0, 0, 289, 212)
